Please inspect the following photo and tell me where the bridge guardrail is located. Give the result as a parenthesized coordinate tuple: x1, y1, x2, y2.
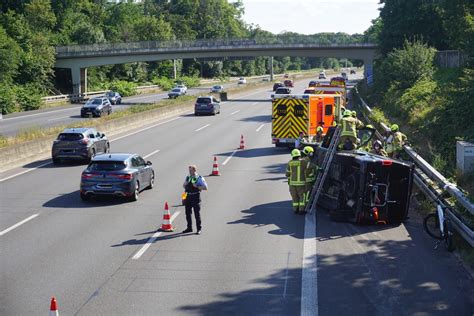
(354, 87, 474, 247)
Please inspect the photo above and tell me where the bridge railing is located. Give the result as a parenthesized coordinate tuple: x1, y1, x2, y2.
(354, 87, 474, 247)
(56, 37, 376, 56)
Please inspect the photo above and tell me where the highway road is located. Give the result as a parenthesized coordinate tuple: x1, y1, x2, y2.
(0, 79, 254, 137)
(1, 75, 472, 315)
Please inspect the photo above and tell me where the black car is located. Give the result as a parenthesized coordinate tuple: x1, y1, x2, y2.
(80, 153, 154, 202)
(194, 96, 221, 115)
(105, 91, 122, 105)
(52, 128, 109, 164)
(308, 80, 318, 87)
(308, 127, 414, 225)
(273, 82, 284, 91)
(81, 97, 112, 117)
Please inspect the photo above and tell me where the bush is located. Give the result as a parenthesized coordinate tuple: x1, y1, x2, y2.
(108, 80, 137, 97)
(16, 84, 42, 111)
(0, 82, 19, 114)
(152, 77, 174, 90)
(177, 76, 200, 88)
(398, 78, 438, 125)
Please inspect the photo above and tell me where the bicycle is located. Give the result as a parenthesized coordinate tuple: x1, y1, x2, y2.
(423, 200, 455, 252)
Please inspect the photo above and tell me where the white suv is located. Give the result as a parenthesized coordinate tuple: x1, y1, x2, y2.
(238, 77, 247, 84)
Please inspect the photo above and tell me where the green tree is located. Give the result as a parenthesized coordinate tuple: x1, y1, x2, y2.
(0, 26, 21, 82)
(24, 0, 56, 32)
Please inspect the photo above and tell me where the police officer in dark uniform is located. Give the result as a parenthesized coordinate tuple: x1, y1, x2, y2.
(182, 165, 208, 235)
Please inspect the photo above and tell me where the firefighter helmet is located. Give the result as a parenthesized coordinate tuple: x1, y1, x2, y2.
(391, 124, 399, 132)
(291, 149, 301, 158)
(343, 110, 352, 117)
(366, 124, 374, 129)
(303, 146, 314, 155)
(373, 140, 382, 148)
(316, 126, 324, 133)
(351, 110, 357, 117)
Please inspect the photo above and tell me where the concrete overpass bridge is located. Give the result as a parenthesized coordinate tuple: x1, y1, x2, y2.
(54, 38, 378, 94)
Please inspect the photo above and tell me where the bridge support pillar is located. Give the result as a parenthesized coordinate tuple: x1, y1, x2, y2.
(173, 59, 177, 79)
(269, 56, 274, 81)
(71, 67, 87, 96)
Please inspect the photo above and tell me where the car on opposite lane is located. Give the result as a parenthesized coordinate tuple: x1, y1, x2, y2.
(319, 71, 327, 79)
(81, 97, 112, 118)
(210, 85, 224, 93)
(308, 80, 318, 87)
(284, 79, 294, 87)
(273, 82, 284, 91)
(174, 84, 188, 93)
(168, 88, 186, 99)
(80, 153, 154, 202)
(194, 96, 221, 115)
(52, 128, 109, 164)
(238, 77, 247, 84)
(105, 91, 122, 105)
(271, 86, 291, 98)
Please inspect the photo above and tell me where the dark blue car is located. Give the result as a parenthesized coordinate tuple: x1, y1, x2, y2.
(80, 153, 154, 202)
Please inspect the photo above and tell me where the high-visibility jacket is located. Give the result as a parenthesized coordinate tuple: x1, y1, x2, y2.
(302, 156, 317, 183)
(286, 158, 307, 186)
(339, 116, 364, 138)
(385, 131, 407, 154)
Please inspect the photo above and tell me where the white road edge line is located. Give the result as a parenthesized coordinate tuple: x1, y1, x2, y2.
(143, 149, 160, 159)
(111, 117, 181, 142)
(0, 214, 39, 236)
(132, 211, 181, 260)
(301, 211, 318, 316)
(222, 149, 238, 166)
(195, 124, 210, 132)
(0, 161, 52, 183)
(230, 110, 240, 115)
(256, 124, 265, 132)
(2, 107, 75, 121)
(251, 102, 259, 106)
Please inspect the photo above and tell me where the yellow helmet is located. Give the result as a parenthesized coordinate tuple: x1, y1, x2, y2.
(303, 146, 314, 155)
(291, 149, 301, 158)
(391, 124, 399, 132)
(351, 110, 357, 117)
(366, 124, 374, 129)
(316, 126, 324, 133)
(343, 110, 352, 117)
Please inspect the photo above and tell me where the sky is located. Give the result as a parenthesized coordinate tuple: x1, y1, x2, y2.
(241, 0, 382, 35)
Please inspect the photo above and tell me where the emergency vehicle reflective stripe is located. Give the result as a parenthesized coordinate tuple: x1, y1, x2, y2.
(272, 98, 308, 139)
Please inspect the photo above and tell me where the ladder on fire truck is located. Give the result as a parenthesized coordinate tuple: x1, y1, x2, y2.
(305, 126, 341, 214)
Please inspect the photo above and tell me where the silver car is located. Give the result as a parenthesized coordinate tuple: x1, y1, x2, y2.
(52, 128, 109, 164)
(211, 85, 224, 93)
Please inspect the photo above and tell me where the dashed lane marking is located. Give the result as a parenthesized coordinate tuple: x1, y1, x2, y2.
(132, 211, 181, 260)
(195, 124, 210, 132)
(222, 150, 238, 166)
(143, 149, 160, 159)
(256, 124, 265, 132)
(0, 214, 39, 236)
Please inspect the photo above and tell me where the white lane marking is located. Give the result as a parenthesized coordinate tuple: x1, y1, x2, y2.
(195, 124, 210, 132)
(0, 214, 39, 236)
(222, 149, 238, 166)
(47, 116, 70, 122)
(251, 102, 258, 106)
(132, 211, 180, 260)
(143, 149, 160, 159)
(301, 211, 318, 316)
(2, 107, 75, 121)
(0, 161, 52, 183)
(230, 110, 240, 115)
(110, 117, 181, 142)
(256, 124, 265, 132)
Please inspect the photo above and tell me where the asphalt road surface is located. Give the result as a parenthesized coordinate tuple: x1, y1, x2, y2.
(1, 74, 472, 315)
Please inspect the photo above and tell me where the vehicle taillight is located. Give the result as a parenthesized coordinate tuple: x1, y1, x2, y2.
(381, 160, 392, 166)
(81, 172, 100, 179)
(111, 173, 133, 180)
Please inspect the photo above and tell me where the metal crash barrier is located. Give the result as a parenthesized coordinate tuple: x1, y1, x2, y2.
(354, 87, 474, 247)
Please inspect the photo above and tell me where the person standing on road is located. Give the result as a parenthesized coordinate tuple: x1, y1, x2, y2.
(286, 149, 307, 214)
(302, 146, 317, 208)
(182, 165, 208, 235)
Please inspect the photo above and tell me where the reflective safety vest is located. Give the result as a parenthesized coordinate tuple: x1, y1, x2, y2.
(340, 117, 363, 138)
(286, 159, 307, 186)
(385, 132, 407, 153)
(302, 156, 316, 183)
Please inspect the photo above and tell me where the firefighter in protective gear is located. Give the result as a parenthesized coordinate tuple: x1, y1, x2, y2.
(302, 146, 317, 208)
(351, 110, 357, 118)
(385, 124, 407, 159)
(339, 110, 364, 150)
(312, 126, 324, 143)
(286, 149, 307, 214)
(370, 140, 388, 156)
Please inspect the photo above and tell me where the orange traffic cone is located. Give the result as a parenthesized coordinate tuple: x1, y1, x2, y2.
(211, 156, 220, 176)
(239, 134, 245, 149)
(49, 297, 58, 316)
(160, 202, 174, 232)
